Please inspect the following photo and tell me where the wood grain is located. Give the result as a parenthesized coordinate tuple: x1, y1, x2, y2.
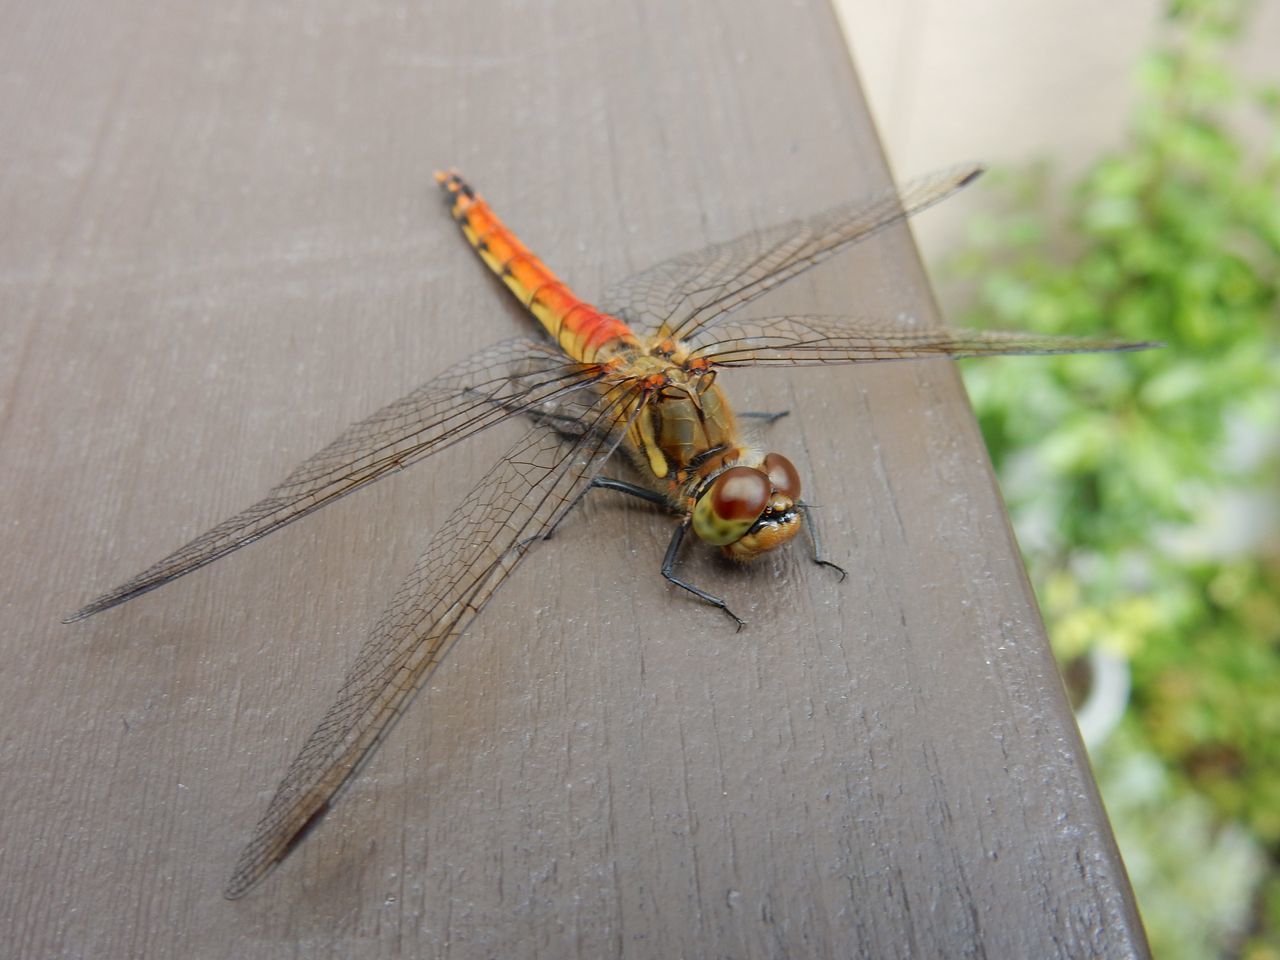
(0, 0, 1149, 956)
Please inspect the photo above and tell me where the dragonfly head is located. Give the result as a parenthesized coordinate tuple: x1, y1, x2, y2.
(691, 453, 803, 560)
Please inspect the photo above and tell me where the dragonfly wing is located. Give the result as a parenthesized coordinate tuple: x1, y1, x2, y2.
(223, 382, 637, 898)
(688, 314, 1157, 366)
(65, 339, 605, 622)
(598, 165, 982, 340)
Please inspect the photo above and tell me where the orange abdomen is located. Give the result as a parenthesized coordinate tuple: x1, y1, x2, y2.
(436, 171, 639, 363)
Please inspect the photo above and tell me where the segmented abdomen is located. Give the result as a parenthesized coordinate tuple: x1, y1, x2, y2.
(436, 171, 639, 363)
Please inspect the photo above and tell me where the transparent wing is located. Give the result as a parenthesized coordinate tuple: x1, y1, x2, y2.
(65, 339, 605, 622)
(598, 165, 982, 341)
(688, 314, 1157, 366)
(223, 381, 638, 898)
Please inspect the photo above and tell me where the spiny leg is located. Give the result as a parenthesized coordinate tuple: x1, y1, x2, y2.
(519, 406, 592, 438)
(797, 502, 848, 580)
(737, 410, 790, 425)
(584, 476, 668, 506)
(537, 476, 668, 545)
(662, 518, 745, 630)
(538, 478, 745, 628)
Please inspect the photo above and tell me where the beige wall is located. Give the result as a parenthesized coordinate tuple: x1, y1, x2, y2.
(834, 0, 1278, 262)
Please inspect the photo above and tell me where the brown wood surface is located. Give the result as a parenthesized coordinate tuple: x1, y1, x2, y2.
(1, 1, 1149, 957)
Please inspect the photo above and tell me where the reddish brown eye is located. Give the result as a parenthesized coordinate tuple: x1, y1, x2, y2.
(763, 453, 801, 499)
(710, 467, 770, 521)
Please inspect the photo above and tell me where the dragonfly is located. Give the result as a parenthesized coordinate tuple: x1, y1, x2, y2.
(65, 164, 1152, 898)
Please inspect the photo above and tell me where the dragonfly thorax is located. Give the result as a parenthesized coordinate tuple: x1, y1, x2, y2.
(620, 356, 737, 483)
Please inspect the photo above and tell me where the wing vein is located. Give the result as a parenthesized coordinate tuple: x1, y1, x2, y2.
(223, 380, 642, 898)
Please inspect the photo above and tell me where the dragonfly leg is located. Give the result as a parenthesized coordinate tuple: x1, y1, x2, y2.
(540, 476, 667, 543)
(662, 519, 745, 630)
(797, 502, 848, 581)
(737, 410, 790, 425)
(521, 408, 590, 439)
(587, 476, 668, 506)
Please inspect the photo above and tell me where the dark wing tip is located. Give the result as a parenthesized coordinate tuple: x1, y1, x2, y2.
(224, 854, 277, 901)
(224, 800, 334, 899)
(1104, 339, 1163, 352)
(62, 583, 155, 624)
(63, 600, 107, 624)
(958, 164, 985, 187)
(1000, 335, 1163, 356)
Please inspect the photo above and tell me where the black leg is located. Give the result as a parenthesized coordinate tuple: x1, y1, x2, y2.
(586, 476, 668, 507)
(662, 519, 745, 630)
(797, 502, 848, 580)
(737, 410, 791, 425)
(526, 409, 592, 438)
(542, 476, 668, 542)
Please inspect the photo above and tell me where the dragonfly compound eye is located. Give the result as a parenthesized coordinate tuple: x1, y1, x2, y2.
(692, 467, 771, 546)
(763, 453, 801, 500)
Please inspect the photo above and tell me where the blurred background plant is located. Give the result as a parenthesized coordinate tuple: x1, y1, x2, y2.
(945, 0, 1280, 955)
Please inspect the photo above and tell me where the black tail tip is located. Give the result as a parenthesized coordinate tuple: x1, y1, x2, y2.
(433, 169, 474, 200)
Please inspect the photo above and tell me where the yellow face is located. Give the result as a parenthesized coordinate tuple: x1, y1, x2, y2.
(691, 453, 804, 560)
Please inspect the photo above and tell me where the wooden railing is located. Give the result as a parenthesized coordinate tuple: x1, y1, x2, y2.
(7, 0, 1149, 955)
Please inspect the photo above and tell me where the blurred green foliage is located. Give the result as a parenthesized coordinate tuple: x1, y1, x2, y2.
(946, 0, 1280, 955)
